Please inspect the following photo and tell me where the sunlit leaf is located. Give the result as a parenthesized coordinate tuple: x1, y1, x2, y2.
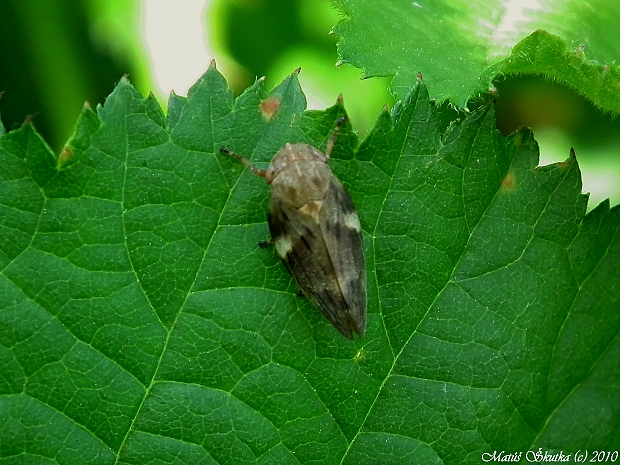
(333, 0, 620, 113)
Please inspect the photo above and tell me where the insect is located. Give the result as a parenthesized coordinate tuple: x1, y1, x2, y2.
(220, 117, 366, 339)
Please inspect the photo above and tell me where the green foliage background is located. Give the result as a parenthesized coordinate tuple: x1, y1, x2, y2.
(1, 0, 620, 463)
(2, 63, 618, 464)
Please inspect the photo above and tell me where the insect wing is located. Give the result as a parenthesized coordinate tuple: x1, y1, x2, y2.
(267, 177, 366, 339)
(268, 196, 360, 339)
(319, 177, 367, 337)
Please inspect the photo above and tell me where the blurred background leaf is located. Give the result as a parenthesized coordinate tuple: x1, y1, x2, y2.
(333, 0, 620, 111)
(0, 0, 618, 206)
(1, 0, 134, 151)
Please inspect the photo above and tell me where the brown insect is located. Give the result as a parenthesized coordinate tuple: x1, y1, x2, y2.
(220, 117, 366, 339)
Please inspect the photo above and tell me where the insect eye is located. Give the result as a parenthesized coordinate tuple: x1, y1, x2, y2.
(265, 167, 277, 183)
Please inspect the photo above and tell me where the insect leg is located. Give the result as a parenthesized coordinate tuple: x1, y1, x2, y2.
(324, 114, 346, 160)
(220, 147, 267, 178)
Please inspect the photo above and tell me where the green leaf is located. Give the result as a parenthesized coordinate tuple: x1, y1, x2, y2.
(1, 66, 618, 464)
(332, 0, 620, 113)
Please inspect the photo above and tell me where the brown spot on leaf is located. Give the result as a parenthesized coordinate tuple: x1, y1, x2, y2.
(58, 146, 73, 167)
(501, 171, 516, 190)
(260, 96, 281, 121)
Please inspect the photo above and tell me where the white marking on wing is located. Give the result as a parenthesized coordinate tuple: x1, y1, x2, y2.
(343, 211, 361, 232)
(274, 235, 293, 258)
